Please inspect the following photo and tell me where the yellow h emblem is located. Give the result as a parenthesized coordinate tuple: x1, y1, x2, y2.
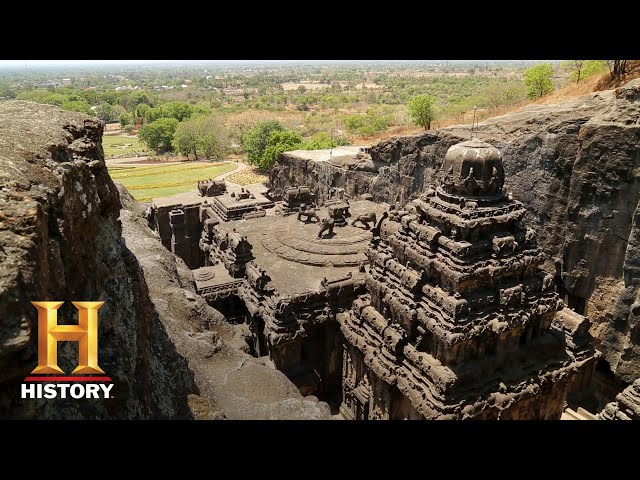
(31, 301, 105, 375)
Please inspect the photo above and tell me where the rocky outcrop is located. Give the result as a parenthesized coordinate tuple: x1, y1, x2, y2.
(0, 101, 194, 418)
(0, 101, 331, 419)
(270, 80, 640, 389)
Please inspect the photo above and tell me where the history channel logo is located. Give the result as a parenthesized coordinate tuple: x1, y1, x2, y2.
(21, 301, 114, 399)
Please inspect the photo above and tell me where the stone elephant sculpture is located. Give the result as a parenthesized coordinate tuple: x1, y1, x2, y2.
(351, 212, 377, 229)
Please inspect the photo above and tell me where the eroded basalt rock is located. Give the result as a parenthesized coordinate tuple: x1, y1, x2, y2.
(0, 101, 194, 418)
(0, 101, 331, 420)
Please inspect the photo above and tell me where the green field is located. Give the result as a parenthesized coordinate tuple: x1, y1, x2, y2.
(109, 162, 235, 201)
(102, 135, 148, 157)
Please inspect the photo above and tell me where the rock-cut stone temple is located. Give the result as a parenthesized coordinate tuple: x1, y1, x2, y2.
(337, 140, 598, 419)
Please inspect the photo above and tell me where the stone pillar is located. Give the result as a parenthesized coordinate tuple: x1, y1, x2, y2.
(169, 208, 187, 262)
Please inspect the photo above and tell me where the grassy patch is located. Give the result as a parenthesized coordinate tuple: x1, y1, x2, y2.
(109, 162, 235, 201)
(102, 135, 148, 157)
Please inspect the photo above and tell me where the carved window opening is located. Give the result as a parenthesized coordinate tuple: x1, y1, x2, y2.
(530, 317, 541, 339)
(420, 331, 434, 355)
(566, 294, 587, 316)
(486, 338, 497, 356)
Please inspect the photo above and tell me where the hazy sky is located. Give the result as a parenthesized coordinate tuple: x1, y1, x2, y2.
(1, 60, 284, 65)
(0, 60, 260, 68)
(0, 60, 532, 68)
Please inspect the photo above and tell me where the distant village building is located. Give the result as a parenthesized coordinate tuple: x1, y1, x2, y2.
(35, 81, 61, 89)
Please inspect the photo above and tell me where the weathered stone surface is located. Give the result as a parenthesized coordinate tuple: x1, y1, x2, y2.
(197, 196, 387, 406)
(271, 80, 640, 385)
(598, 378, 640, 420)
(119, 187, 332, 419)
(0, 101, 331, 420)
(0, 101, 194, 418)
(337, 140, 598, 420)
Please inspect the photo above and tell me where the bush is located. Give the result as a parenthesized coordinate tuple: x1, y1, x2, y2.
(302, 131, 349, 150)
(344, 111, 390, 136)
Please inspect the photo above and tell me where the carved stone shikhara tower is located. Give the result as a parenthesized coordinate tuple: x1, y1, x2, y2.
(337, 140, 598, 420)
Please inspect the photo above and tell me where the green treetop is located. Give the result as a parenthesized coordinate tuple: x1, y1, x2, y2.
(523, 64, 554, 98)
(407, 94, 436, 130)
(139, 117, 179, 153)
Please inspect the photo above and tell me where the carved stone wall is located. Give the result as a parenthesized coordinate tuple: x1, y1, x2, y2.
(337, 140, 599, 419)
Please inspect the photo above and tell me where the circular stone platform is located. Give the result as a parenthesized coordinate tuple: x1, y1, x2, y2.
(194, 268, 216, 281)
(260, 216, 373, 267)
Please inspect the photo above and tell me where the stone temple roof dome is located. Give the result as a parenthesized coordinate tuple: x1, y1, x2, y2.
(441, 140, 505, 198)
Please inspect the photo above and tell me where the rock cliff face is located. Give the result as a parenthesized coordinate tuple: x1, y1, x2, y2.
(0, 101, 330, 419)
(270, 80, 640, 389)
(0, 101, 193, 418)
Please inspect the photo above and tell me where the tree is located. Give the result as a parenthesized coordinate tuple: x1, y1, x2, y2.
(608, 60, 629, 82)
(94, 103, 117, 123)
(582, 60, 607, 79)
(131, 91, 152, 107)
(261, 130, 303, 170)
(134, 104, 152, 123)
(240, 121, 303, 170)
(0, 83, 16, 99)
(196, 115, 227, 160)
(561, 60, 585, 84)
(172, 115, 228, 160)
(16, 90, 66, 106)
(139, 117, 179, 153)
(119, 112, 133, 128)
(117, 92, 134, 110)
(158, 101, 195, 121)
(172, 117, 200, 159)
(80, 89, 98, 105)
(241, 120, 284, 167)
(112, 104, 126, 118)
(343, 108, 392, 136)
(192, 103, 212, 116)
(562, 60, 607, 84)
(407, 94, 436, 130)
(482, 82, 526, 113)
(98, 91, 118, 105)
(523, 64, 554, 98)
(60, 100, 93, 115)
